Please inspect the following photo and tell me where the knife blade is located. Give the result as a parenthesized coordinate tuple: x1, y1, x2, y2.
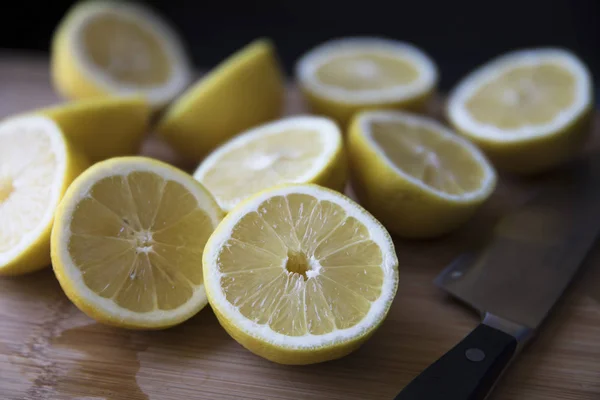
(394, 156, 600, 400)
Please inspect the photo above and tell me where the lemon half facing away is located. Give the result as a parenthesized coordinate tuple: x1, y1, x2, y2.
(193, 116, 347, 212)
(447, 48, 594, 175)
(349, 110, 497, 238)
(40, 96, 151, 163)
(295, 37, 438, 126)
(203, 184, 399, 365)
(51, 0, 192, 109)
(156, 38, 285, 161)
(51, 157, 223, 329)
(0, 115, 88, 276)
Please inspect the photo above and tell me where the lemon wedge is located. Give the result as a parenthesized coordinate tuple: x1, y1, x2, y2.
(51, 1, 192, 109)
(203, 184, 399, 364)
(193, 116, 346, 212)
(40, 96, 151, 163)
(0, 116, 87, 276)
(156, 39, 285, 161)
(349, 110, 497, 238)
(295, 37, 438, 126)
(51, 157, 223, 329)
(447, 48, 594, 174)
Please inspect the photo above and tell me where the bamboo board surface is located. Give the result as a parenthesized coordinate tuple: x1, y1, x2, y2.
(0, 55, 599, 400)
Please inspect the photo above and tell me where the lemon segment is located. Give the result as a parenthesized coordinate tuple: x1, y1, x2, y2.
(51, 1, 192, 109)
(40, 96, 151, 162)
(51, 157, 223, 329)
(447, 48, 594, 174)
(349, 110, 496, 238)
(194, 116, 346, 212)
(156, 39, 285, 161)
(0, 116, 88, 276)
(295, 38, 438, 126)
(203, 184, 398, 364)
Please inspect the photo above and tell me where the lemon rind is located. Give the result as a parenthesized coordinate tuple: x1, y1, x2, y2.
(203, 184, 399, 350)
(295, 37, 438, 104)
(447, 48, 592, 142)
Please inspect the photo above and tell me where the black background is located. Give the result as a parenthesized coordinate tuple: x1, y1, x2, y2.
(1, 0, 598, 94)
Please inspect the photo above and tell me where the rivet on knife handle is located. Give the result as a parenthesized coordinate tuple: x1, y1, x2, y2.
(394, 323, 517, 400)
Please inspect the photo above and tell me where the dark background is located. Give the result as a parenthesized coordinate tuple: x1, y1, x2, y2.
(1, 0, 598, 93)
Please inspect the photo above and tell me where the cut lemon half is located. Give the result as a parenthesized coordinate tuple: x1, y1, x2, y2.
(348, 110, 496, 238)
(193, 116, 346, 212)
(295, 37, 438, 126)
(40, 96, 151, 163)
(447, 48, 594, 174)
(51, 1, 192, 109)
(0, 116, 88, 276)
(203, 184, 399, 364)
(51, 157, 223, 329)
(156, 38, 285, 161)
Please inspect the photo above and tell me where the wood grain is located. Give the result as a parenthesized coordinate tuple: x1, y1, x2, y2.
(0, 55, 599, 400)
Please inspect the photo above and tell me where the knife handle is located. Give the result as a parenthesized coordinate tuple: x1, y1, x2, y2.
(394, 323, 517, 400)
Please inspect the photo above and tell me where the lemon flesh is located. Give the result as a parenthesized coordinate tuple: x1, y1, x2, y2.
(369, 120, 487, 196)
(315, 53, 419, 91)
(203, 184, 398, 364)
(0, 116, 86, 275)
(465, 65, 577, 129)
(349, 111, 496, 238)
(295, 38, 438, 125)
(194, 116, 346, 212)
(51, 157, 223, 329)
(51, 1, 192, 109)
(447, 49, 593, 174)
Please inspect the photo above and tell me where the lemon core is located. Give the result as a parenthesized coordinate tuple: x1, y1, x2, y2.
(0, 178, 12, 203)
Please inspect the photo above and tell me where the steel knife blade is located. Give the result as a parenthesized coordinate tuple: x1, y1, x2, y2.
(395, 156, 600, 400)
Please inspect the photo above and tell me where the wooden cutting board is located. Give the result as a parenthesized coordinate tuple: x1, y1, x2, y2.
(1, 55, 599, 400)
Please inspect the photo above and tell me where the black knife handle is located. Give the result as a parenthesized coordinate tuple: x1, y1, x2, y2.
(395, 323, 517, 400)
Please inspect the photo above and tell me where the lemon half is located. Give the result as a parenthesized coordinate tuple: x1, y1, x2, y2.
(156, 39, 285, 161)
(349, 110, 496, 238)
(296, 37, 438, 126)
(193, 116, 346, 212)
(0, 116, 87, 276)
(203, 184, 399, 364)
(447, 48, 594, 174)
(51, 157, 223, 329)
(52, 1, 192, 109)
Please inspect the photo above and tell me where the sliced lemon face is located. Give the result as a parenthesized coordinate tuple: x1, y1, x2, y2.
(348, 111, 496, 238)
(156, 39, 285, 161)
(0, 116, 87, 275)
(194, 116, 346, 212)
(447, 49, 593, 174)
(52, 1, 192, 109)
(40, 96, 151, 163)
(51, 157, 223, 329)
(367, 117, 489, 196)
(296, 38, 438, 125)
(203, 184, 398, 364)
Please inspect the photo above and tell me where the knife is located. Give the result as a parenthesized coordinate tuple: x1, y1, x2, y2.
(394, 156, 600, 400)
